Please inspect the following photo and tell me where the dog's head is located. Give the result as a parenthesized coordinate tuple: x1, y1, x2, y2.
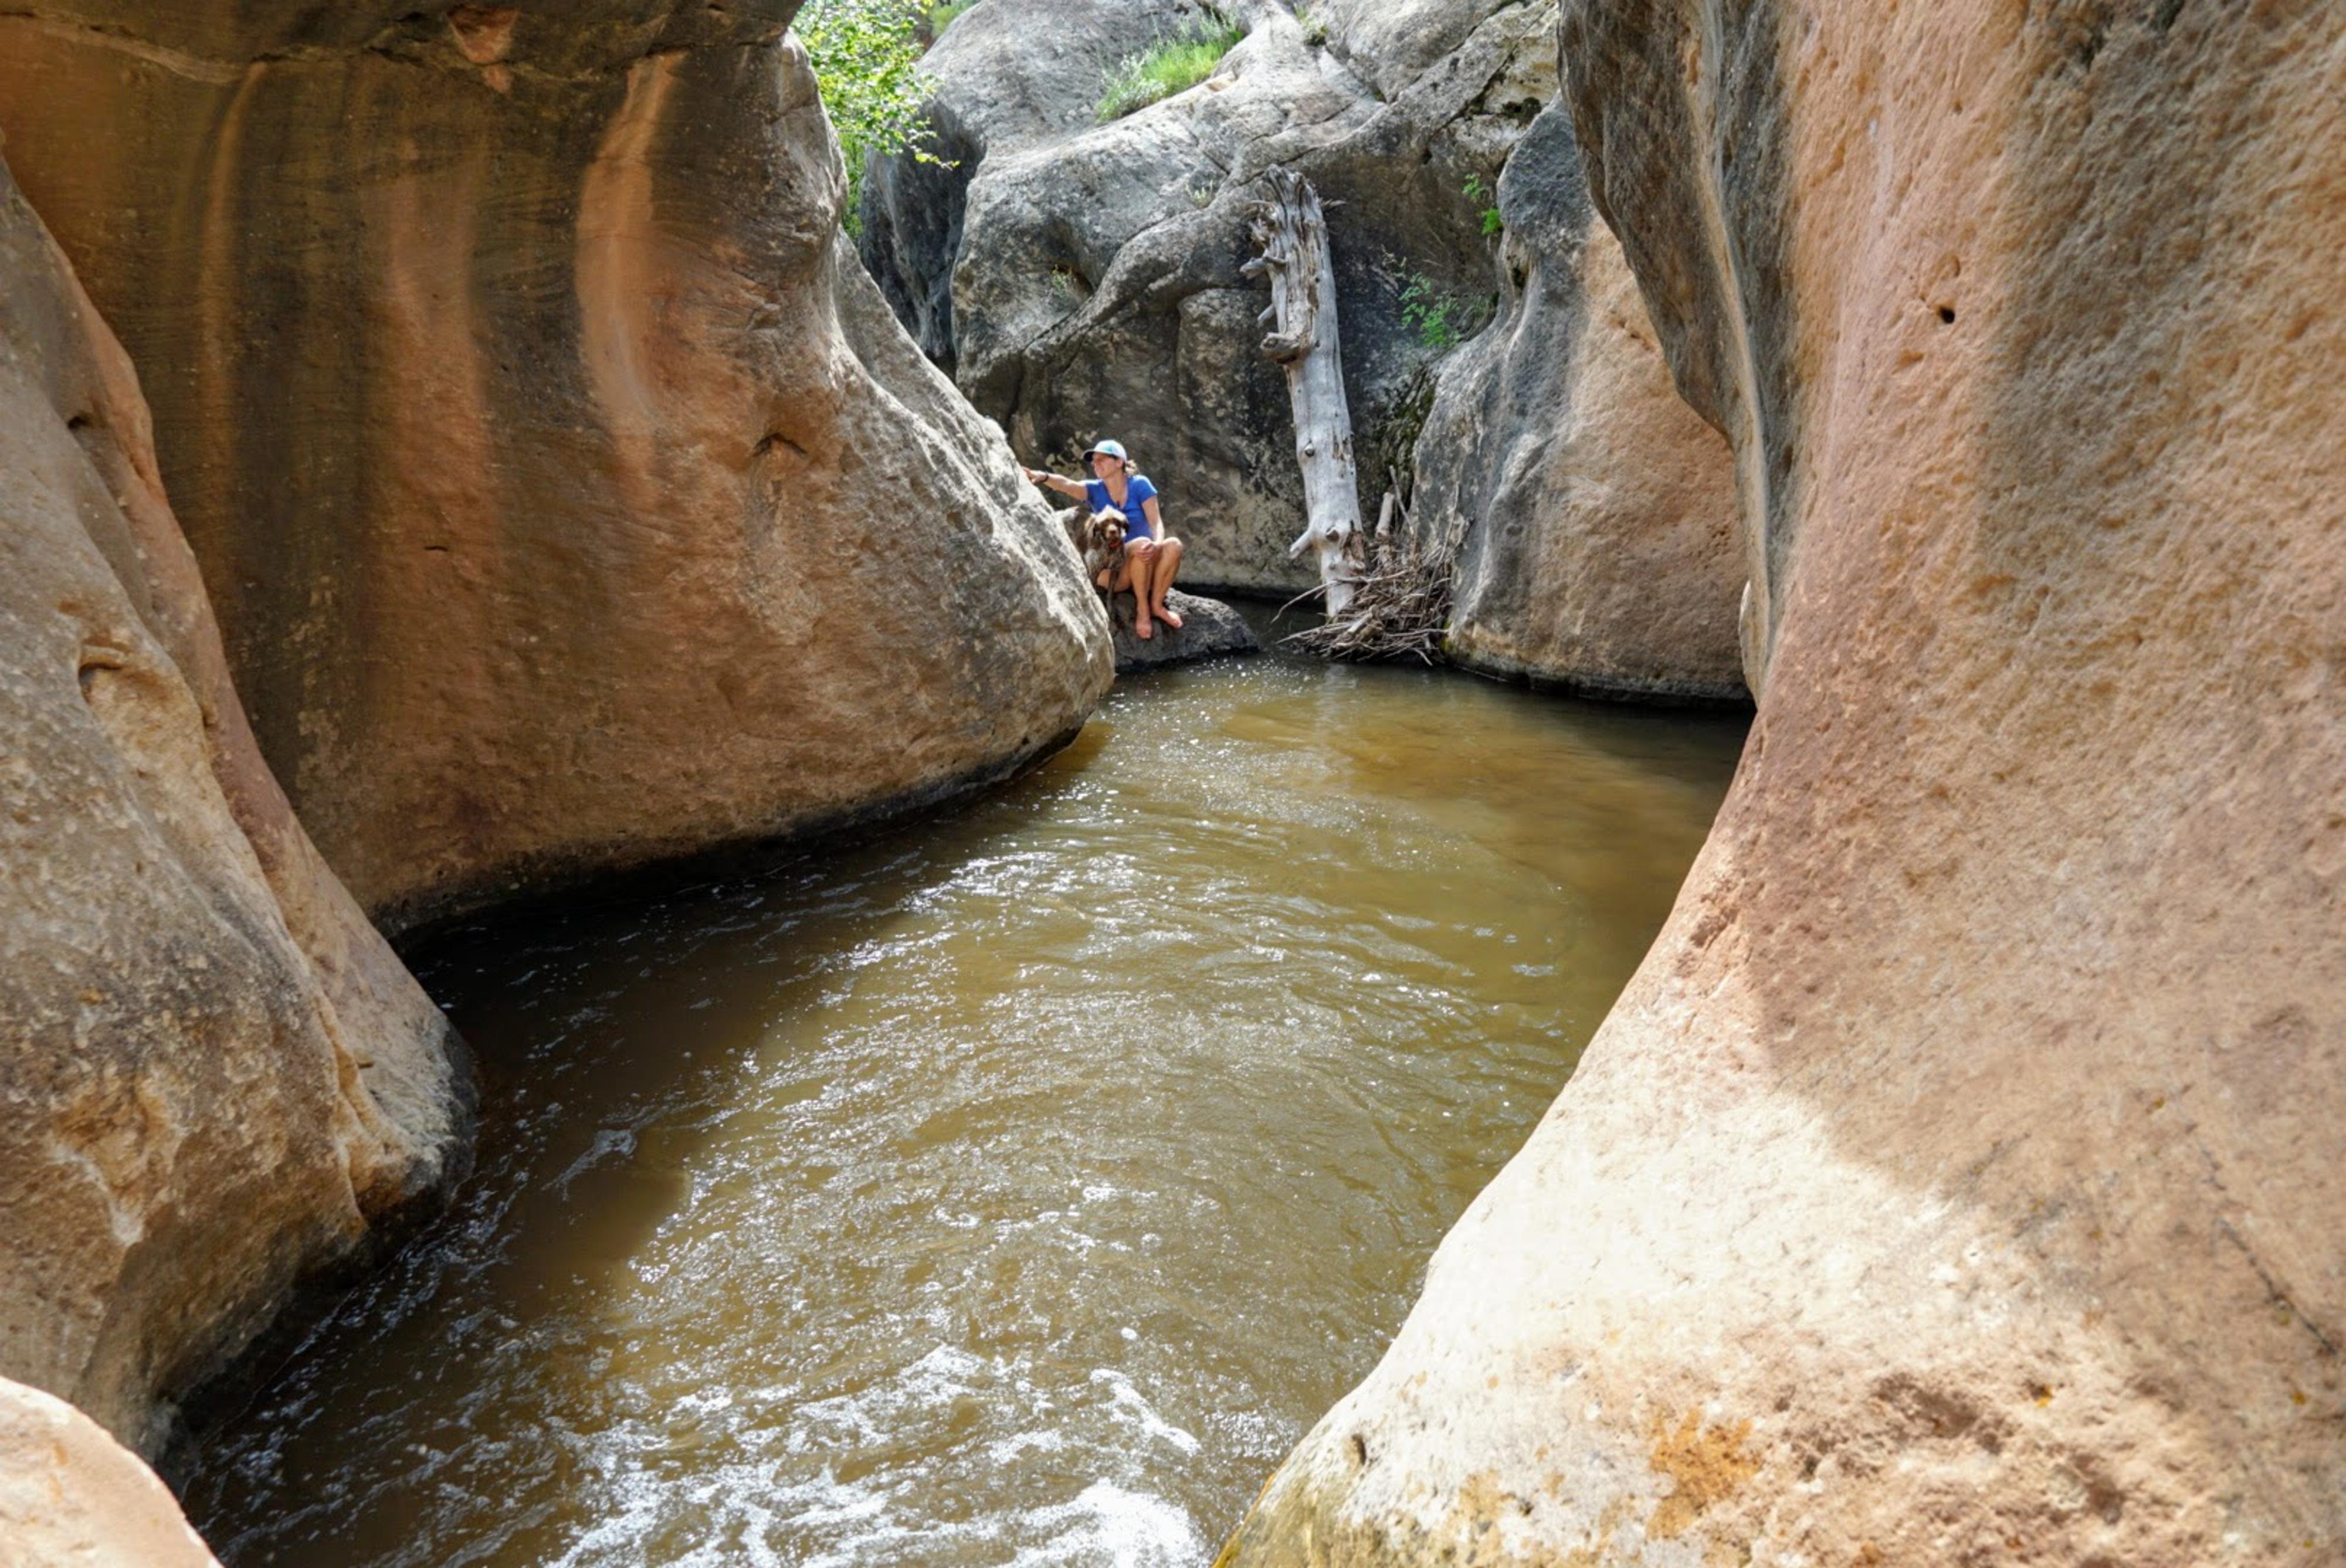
(1077, 511, 1125, 574)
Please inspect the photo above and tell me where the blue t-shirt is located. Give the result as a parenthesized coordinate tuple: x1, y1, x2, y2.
(1083, 473, 1159, 539)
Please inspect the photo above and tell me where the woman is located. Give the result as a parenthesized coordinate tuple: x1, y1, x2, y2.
(1022, 439, 1186, 639)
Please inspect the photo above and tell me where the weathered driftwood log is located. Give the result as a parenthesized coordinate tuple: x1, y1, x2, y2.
(1245, 166, 1364, 616)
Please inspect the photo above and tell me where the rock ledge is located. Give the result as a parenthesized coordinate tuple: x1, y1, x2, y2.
(1109, 589, 1258, 673)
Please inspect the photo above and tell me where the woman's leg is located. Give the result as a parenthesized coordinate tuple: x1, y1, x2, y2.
(1148, 537, 1185, 627)
(1124, 539, 1158, 637)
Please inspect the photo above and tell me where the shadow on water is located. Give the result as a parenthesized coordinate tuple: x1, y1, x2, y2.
(175, 635, 1745, 1568)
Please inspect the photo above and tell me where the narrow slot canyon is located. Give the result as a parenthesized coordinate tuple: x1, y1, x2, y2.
(1, 1, 2338, 1565)
(174, 632, 1744, 1563)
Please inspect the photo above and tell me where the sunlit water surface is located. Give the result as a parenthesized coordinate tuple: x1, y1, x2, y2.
(179, 625, 1744, 1566)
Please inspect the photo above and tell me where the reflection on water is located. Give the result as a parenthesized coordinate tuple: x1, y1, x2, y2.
(178, 625, 1745, 1566)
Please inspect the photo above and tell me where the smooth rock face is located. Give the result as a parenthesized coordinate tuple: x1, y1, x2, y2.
(0, 1377, 220, 1566)
(1106, 588, 1258, 674)
(0, 155, 463, 1449)
(1409, 103, 1744, 700)
(0, 2, 1111, 931)
(866, 0, 1553, 592)
(1226, 3, 2346, 1564)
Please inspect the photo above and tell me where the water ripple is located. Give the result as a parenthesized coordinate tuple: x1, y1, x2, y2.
(178, 629, 1744, 1567)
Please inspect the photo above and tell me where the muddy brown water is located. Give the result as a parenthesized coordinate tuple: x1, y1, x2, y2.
(178, 617, 1745, 1566)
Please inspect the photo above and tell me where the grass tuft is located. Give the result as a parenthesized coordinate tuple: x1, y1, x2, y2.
(1096, 10, 1247, 122)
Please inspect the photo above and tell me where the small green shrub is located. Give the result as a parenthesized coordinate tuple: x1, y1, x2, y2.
(1398, 274, 1465, 352)
(1463, 175, 1503, 237)
(1397, 275, 1497, 352)
(1298, 6, 1329, 45)
(1096, 10, 1247, 122)
(794, 0, 944, 236)
(927, 1, 974, 38)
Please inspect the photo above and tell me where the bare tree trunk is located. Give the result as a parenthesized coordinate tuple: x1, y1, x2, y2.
(1246, 166, 1364, 616)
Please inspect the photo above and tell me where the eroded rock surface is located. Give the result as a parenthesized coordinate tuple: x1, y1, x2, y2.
(1408, 103, 1744, 700)
(0, 2, 1111, 931)
(873, 0, 1743, 694)
(1226, 2, 2346, 1563)
(866, 0, 1553, 592)
(0, 1377, 220, 1566)
(0, 154, 463, 1450)
(859, 0, 1213, 366)
(1107, 588, 1258, 674)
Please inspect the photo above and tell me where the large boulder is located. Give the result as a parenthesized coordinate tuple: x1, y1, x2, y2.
(1408, 102, 1744, 701)
(0, 2, 1111, 932)
(0, 1377, 220, 1566)
(859, 0, 1214, 366)
(866, 0, 1554, 593)
(1225, 2, 2346, 1563)
(0, 154, 464, 1450)
(871, 0, 1745, 695)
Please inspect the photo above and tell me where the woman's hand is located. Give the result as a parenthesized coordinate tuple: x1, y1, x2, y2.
(1020, 466, 1046, 486)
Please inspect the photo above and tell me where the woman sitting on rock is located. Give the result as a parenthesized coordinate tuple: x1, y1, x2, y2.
(1022, 439, 1185, 639)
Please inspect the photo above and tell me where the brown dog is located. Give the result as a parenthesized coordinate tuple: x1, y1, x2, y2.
(1076, 508, 1128, 588)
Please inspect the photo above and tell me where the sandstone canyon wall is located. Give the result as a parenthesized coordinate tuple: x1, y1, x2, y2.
(866, 0, 1554, 592)
(1406, 100, 1744, 701)
(1224, 1, 2345, 1563)
(872, 0, 1745, 700)
(0, 152, 464, 1451)
(0, 2, 1112, 932)
(0, 1376, 220, 1566)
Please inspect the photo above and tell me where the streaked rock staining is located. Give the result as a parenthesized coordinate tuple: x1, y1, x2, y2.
(0, 151, 464, 1449)
(0, 2, 1111, 932)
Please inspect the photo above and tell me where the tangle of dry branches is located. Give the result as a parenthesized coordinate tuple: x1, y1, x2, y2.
(1282, 494, 1467, 664)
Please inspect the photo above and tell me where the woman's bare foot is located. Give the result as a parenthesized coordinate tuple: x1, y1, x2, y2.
(1154, 602, 1184, 630)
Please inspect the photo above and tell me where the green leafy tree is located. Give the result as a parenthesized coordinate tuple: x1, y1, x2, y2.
(794, 0, 943, 235)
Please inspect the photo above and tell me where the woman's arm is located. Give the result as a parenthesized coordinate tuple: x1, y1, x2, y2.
(1021, 466, 1089, 501)
(1138, 495, 1165, 541)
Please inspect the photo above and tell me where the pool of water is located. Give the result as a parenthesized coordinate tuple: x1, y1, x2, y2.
(177, 623, 1745, 1566)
